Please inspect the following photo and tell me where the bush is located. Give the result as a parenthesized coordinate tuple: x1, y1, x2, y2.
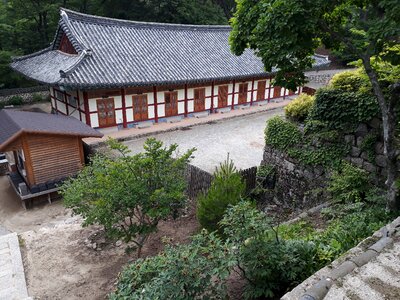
(7, 95, 23, 106)
(220, 202, 319, 299)
(328, 162, 370, 203)
(31, 93, 43, 102)
(265, 116, 302, 150)
(109, 231, 234, 300)
(284, 94, 315, 122)
(308, 88, 379, 130)
(329, 69, 370, 92)
(197, 157, 245, 233)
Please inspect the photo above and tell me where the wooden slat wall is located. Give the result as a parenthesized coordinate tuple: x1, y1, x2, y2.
(25, 134, 83, 185)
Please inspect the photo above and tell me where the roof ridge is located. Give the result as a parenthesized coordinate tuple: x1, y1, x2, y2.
(1, 110, 23, 130)
(60, 8, 231, 31)
(11, 47, 52, 62)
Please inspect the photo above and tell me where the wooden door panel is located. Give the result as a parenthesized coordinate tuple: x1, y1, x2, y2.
(194, 88, 205, 112)
(218, 85, 228, 108)
(238, 83, 248, 104)
(165, 91, 178, 117)
(257, 80, 266, 100)
(133, 95, 148, 121)
(97, 98, 116, 127)
(273, 86, 281, 98)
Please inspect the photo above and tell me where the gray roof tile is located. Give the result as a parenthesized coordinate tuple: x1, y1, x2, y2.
(0, 110, 103, 147)
(11, 8, 330, 89)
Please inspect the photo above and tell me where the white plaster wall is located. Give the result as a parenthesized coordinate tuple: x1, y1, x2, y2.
(269, 88, 274, 99)
(89, 98, 97, 112)
(90, 113, 99, 128)
(71, 109, 80, 120)
(148, 106, 155, 119)
(228, 94, 233, 106)
(157, 91, 164, 103)
(228, 83, 234, 93)
(57, 101, 67, 114)
(147, 93, 154, 105)
(126, 108, 134, 122)
(178, 101, 185, 114)
(158, 104, 165, 117)
(126, 95, 133, 107)
(213, 96, 218, 108)
(188, 100, 194, 113)
(205, 98, 211, 109)
(80, 112, 87, 124)
(178, 89, 184, 100)
(188, 88, 194, 99)
(114, 96, 122, 109)
(205, 86, 212, 97)
(253, 81, 258, 89)
(116, 110, 123, 124)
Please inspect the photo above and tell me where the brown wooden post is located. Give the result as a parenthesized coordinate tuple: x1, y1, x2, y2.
(121, 88, 127, 128)
(210, 81, 215, 113)
(76, 90, 82, 121)
(83, 91, 91, 127)
(153, 86, 158, 123)
(184, 83, 188, 117)
(21, 134, 35, 186)
(250, 78, 255, 106)
(268, 77, 272, 102)
(231, 80, 236, 110)
(78, 138, 85, 166)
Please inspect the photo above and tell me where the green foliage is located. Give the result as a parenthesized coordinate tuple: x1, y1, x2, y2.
(110, 231, 234, 300)
(8, 95, 23, 106)
(220, 201, 319, 299)
(265, 116, 302, 151)
(197, 157, 245, 233)
(329, 69, 370, 92)
(361, 133, 379, 162)
(308, 88, 379, 131)
(31, 93, 44, 102)
(328, 162, 370, 204)
(60, 138, 195, 256)
(284, 94, 315, 122)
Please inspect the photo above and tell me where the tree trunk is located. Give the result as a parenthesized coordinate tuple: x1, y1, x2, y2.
(363, 57, 400, 211)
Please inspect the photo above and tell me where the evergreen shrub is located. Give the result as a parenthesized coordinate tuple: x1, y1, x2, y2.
(265, 116, 302, 150)
(284, 94, 315, 122)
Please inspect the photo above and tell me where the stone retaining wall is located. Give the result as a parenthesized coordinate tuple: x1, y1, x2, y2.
(0, 86, 49, 104)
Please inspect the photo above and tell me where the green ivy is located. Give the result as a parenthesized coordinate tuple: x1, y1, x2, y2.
(265, 116, 302, 151)
(361, 132, 378, 162)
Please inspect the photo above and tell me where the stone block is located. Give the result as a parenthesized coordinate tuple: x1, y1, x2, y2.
(356, 136, 364, 147)
(344, 135, 355, 146)
(375, 155, 387, 167)
(350, 147, 361, 157)
(374, 142, 384, 155)
(369, 117, 382, 129)
(363, 161, 376, 173)
(360, 151, 369, 160)
(355, 123, 368, 136)
(284, 160, 295, 172)
(350, 157, 363, 168)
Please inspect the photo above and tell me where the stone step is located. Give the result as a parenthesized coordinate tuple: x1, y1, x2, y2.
(216, 107, 231, 114)
(256, 100, 269, 106)
(167, 116, 183, 123)
(194, 112, 209, 118)
(136, 121, 153, 129)
(239, 104, 251, 110)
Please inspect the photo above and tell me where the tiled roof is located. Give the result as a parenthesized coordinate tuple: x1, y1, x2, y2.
(11, 8, 330, 89)
(0, 110, 103, 149)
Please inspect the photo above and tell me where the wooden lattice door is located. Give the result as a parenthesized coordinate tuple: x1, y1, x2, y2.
(165, 91, 178, 117)
(238, 83, 248, 104)
(97, 98, 116, 127)
(273, 86, 281, 98)
(257, 80, 266, 101)
(133, 95, 148, 121)
(218, 85, 228, 108)
(194, 88, 205, 112)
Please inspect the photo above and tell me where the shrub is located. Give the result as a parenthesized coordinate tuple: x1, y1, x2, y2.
(329, 69, 370, 92)
(220, 202, 319, 299)
(197, 157, 245, 233)
(284, 94, 315, 122)
(7, 95, 23, 106)
(308, 88, 379, 130)
(265, 116, 302, 150)
(109, 231, 234, 300)
(31, 93, 43, 102)
(328, 162, 370, 203)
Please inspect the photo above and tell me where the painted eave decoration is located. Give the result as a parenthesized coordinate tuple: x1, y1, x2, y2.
(10, 8, 330, 90)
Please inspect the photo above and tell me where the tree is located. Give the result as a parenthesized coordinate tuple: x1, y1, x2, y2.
(230, 0, 400, 210)
(60, 138, 195, 257)
(196, 156, 245, 233)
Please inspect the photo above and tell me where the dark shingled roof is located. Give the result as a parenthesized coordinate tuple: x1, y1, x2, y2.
(0, 110, 103, 149)
(11, 8, 330, 90)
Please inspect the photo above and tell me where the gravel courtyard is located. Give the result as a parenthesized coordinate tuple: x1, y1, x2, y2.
(124, 108, 284, 172)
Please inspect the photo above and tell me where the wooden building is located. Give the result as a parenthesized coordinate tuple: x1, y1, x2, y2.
(11, 8, 329, 131)
(0, 109, 103, 208)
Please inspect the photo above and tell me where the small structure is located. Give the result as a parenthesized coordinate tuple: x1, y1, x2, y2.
(0, 109, 103, 208)
(11, 8, 329, 131)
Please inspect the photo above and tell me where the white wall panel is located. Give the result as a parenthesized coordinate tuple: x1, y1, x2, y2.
(178, 101, 185, 114)
(116, 110, 123, 124)
(205, 86, 212, 97)
(188, 100, 194, 112)
(126, 108, 134, 122)
(178, 89, 184, 100)
(57, 101, 67, 114)
(205, 98, 211, 109)
(90, 113, 99, 128)
(125, 95, 132, 107)
(147, 93, 154, 104)
(188, 88, 194, 99)
(148, 106, 155, 119)
(114, 96, 122, 109)
(89, 98, 97, 112)
(71, 110, 80, 120)
(157, 91, 164, 103)
(158, 104, 165, 117)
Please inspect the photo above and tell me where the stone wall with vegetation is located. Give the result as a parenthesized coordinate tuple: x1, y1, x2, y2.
(0, 86, 49, 106)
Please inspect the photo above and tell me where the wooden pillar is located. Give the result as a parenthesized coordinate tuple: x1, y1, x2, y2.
(51, 88, 58, 112)
(210, 81, 215, 113)
(76, 90, 82, 121)
(250, 78, 255, 106)
(83, 91, 91, 127)
(231, 80, 236, 110)
(63, 91, 69, 115)
(268, 77, 272, 102)
(121, 88, 127, 128)
(153, 86, 158, 123)
(184, 84, 188, 117)
(21, 134, 34, 187)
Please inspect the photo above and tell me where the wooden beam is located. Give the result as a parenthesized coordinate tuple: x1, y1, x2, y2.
(250, 77, 255, 106)
(21, 134, 35, 186)
(231, 80, 236, 110)
(78, 138, 85, 166)
(153, 86, 159, 123)
(268, 77, 272, 102)
(121, 88, 127, 128)
(184, 83, 188, 117)
(210, 81, 215, 112)
(83, 91, 91, 126)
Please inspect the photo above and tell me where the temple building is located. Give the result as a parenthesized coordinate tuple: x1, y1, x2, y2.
(11, 8, 329, 130)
